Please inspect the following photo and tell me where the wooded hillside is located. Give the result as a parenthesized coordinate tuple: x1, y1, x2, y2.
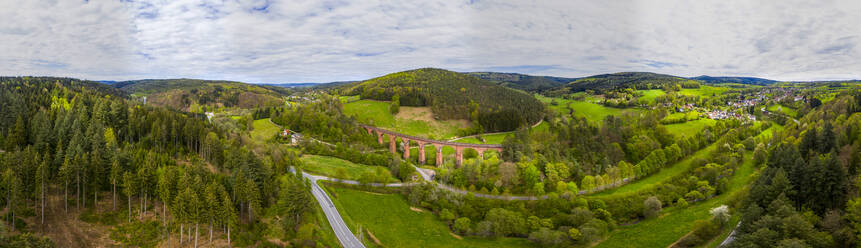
(114, 79, 288, 112)
(338, 68, 545, 132)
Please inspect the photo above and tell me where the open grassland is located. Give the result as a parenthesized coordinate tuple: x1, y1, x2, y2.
(767, 104, 798, 117)
(663, 118, 716, 138)
(594, 151, 757, 248)
(323, 186, 533, 248)
(251, 118, 281, 141)
(637, 89, 666, 103)
(679, 85, 730, 97)
(456, 133, 510, 144)
(300, 155, 398, 182)
(455, 121, 549, 145)
(537, 94, 641, 123)
(343, 100, 469, 139)
(339, 95, 360, 103)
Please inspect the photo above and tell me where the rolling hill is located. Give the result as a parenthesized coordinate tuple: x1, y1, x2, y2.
(555, 72, 687, 93)
(337, 68, 544, 132)
(113, 79, 287, 112)
(466, 72, 574, 91)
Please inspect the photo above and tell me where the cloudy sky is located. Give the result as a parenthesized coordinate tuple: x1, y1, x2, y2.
(1, 0, 860, 83)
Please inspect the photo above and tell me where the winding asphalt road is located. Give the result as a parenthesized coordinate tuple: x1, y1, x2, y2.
(302, 171, 366, 248)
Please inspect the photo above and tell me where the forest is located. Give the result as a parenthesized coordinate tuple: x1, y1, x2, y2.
(0, 77, 331, 247)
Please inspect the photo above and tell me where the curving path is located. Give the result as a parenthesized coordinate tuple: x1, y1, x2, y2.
(301, 171, 366, 248)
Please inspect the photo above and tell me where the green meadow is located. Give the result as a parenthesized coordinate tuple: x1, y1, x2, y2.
(251, 118, 281, 141)
(663, 118, 716, 138)
(324, 186, 533, 248)
(637, 89, 666, 103)
(342, 100, 468, 139)
(537, 94, 641, 123)
(300, 155, 398, 183)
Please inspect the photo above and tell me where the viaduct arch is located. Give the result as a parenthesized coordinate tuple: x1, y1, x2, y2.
(360, 124, 503, 167)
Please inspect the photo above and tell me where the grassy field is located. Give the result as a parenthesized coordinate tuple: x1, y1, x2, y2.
(767, 104, 798, 117)
(594, 151, 757, 248)
(537, 94, 641, 123)
(251, 118, 281, 141)
(323, 185, 533, 248)
(663, 118, 716, 138)
(343, 100, 468, 139)
(455, 120, 550, 145)
(456, 133, 510, 144)
(339, 95, 360, 103)
(637, 89, 666, 103)
(300, 155, 398, 183)
(679, 85, 729, 97)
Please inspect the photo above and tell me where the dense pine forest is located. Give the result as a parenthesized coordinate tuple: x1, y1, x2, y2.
(726, 91, 861, 247)
(0, 77, 329, 247)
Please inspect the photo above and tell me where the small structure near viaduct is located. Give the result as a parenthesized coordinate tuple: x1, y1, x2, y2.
(360, 124, 503, 166)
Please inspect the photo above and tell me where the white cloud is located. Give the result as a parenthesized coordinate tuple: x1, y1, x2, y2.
(1, 0, 860, 82)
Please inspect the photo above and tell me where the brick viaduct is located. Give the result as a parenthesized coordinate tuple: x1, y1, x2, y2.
(360, 124, 503, 166)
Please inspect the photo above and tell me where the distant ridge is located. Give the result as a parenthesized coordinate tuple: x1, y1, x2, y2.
(466, 72, 575, 91)
(261, 83, 319, 88)
(691, 75, 777, 85)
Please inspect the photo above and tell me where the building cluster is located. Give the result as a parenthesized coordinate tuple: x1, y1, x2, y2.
(704, 109, 755, 121)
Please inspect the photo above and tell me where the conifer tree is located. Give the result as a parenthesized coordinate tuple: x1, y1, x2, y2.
(122, 171, 136, 222)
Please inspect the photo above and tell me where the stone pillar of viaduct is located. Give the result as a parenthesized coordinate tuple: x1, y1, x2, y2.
(436, 145, 443, 166)
(361, 125, 503, 168)
(403, 139, 411, 159)
(417, 141, 426, 164)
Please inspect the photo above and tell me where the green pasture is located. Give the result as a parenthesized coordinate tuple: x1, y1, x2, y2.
(300, 155, 398, 183)
(637, 89, 666, 103)
(663, 118, 716, 138)
(323, 186, 532, 248)
(767, 104, 797, 117)
(251, 118, 281, 141)
(342, 100, 466, 139)
(679, 85, 729, 97)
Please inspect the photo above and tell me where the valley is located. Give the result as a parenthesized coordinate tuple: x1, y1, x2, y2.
(0, 71, 859, 248)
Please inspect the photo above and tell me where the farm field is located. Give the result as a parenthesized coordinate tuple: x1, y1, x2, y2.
(454, 121, 549, 144)
(537, 94, 642, 123)
(663, 118, 716, 138)
(300, 155, 399, 183)
(323, 185, 533, 248)
(679, 85, 730, 97)
(637, 89, 666, 103)
(767, 104, 798, 117)
(342, 100, 469, 139)
(251, 118, 281, 141)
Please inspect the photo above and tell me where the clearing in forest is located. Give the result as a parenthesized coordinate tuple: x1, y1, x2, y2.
(343, 100, 469, 139)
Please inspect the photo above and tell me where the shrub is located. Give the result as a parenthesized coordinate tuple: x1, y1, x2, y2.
(568, 227, 582, 241)
(528, 228, 568, 247)
(454, 217, 471, 234)
(643, 196, 662, 219)
(677, 198, 688, 207)
(710, 205, 731, 226)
